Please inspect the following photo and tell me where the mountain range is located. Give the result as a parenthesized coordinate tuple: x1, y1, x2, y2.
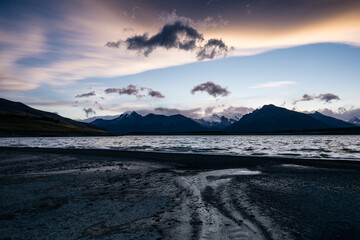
(226, 105, 356, 133)
(0, 98, 110, 136)
(91, 104, 359, 134)
(92, 112, 206, 134)
(0, 97, 359, 136)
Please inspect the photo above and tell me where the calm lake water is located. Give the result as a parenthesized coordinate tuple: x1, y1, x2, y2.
(0, 135, 359, 160)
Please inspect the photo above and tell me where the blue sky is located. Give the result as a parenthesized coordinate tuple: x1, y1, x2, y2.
(1, 0, 360, 120)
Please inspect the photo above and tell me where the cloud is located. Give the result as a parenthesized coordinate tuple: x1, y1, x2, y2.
(197, 39, 230, 60)
(250, 81, 297, 88)
(105, 85, 139, 96)
(317, 93, 340, 103)
(83, 108, 96, 117)
(105, 85, 165, 98)
(140, 87, 165, 98)
(204, 106, 216, 115)
(107, 21, 203, 56)
(294, 93, 340, 104)
(75, 91, 96, 98)
(94, 101, 104, 111)
(191, 81, 230, 97)
(106, 21, 231, 60)
(105, 41, 122, 48)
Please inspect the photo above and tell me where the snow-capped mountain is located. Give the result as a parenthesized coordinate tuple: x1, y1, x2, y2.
(349, 117, 360, 126)
(115, 111, 142, 121)
(194, 114, 243, 129)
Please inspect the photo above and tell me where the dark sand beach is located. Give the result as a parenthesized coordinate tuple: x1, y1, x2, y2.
(1, 147, 360, 240)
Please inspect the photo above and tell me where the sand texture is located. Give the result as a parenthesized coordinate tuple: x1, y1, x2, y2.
(1, 148, 360, 240)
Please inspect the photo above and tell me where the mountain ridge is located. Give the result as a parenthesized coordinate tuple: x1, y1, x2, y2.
(225, 104, 354, 132)
(91, 111, 206, 134)
(0, 98, 110, 136)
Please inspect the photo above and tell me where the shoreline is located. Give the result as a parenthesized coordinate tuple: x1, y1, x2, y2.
(2, 147, 360, 239)
(1, 146, 360, 170)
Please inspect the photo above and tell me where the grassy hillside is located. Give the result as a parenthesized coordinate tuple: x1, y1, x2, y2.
(0, 98, 111, 137)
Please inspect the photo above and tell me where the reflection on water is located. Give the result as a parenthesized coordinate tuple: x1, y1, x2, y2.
(0, 135, 359, 160)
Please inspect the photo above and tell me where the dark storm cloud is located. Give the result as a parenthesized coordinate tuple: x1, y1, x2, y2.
(106, 21, 231, 60)
(83, 108, 96, 117)
(191, 81, 230, 97)
(107, 21, 203, 56)
(294, 93, 340, 104)
(75, 91, 96, 98)
(197, 39, 229, 60)
(104, 85, 139, 96)
(105, 85, 165, 98)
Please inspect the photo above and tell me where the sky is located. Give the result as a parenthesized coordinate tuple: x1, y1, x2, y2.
(0, 0, 360, 120)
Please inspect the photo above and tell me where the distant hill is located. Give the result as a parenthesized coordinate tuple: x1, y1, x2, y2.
(349, 117, 360, 126)
(308, 112, 356, 128)
(91, 111, 206, 134)
(0, 98, 110, 136)
(225, 104, 340, 133)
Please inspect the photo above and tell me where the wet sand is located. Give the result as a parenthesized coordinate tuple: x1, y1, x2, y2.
(1, 147, 360, 240)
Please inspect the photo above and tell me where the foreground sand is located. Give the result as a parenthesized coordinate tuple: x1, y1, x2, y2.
(1, 148, 360, 240)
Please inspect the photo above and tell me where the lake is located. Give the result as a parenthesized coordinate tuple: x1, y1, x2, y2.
(1, 135, 359, 160)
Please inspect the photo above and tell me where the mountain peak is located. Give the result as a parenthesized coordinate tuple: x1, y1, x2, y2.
(130, 111, 140, 117)
(260, 104, 280, 110)
(349, 117, 360, 126)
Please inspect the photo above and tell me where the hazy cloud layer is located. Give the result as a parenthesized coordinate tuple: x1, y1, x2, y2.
(1, 0, 360, 92)
(250, 81, 296, 88)
(305, 107, 360, 121)
(75, 91, 96, 98)
(83, 108, 96, 117)
(218, 106, 254, 117)
(106, 21, 231, 60)
(191, 81, 230, 97)
(105, 85, 165, 99)
(294, 93, 340, 104)
(154, 107, 202, 118)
